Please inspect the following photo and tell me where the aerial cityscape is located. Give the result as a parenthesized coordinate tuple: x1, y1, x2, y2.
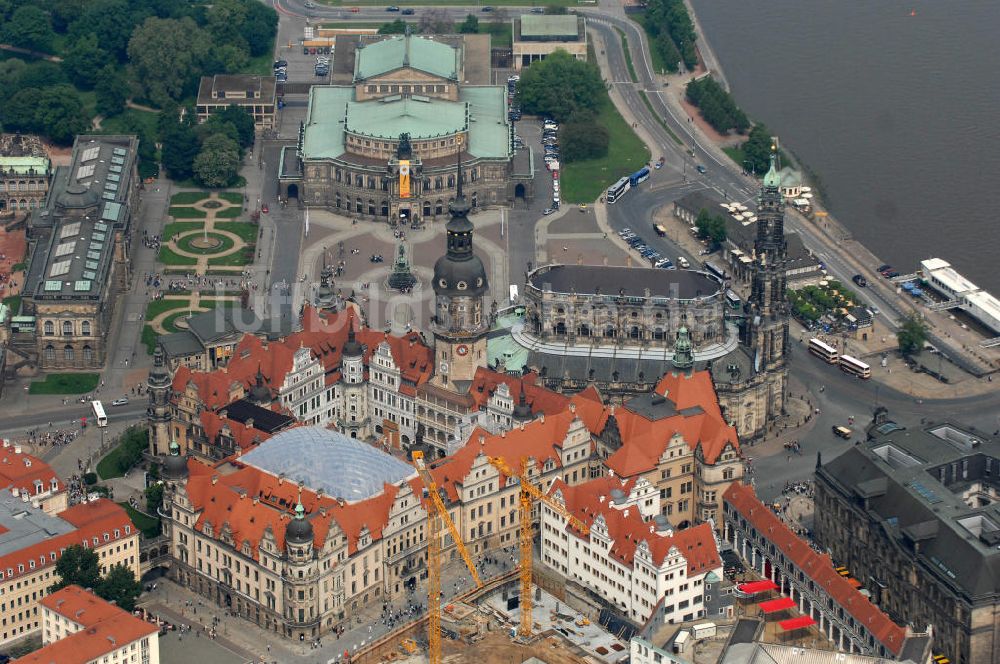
(0, 1, 997, 664)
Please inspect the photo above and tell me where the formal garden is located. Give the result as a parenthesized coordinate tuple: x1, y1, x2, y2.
(158, 191, 257, 273)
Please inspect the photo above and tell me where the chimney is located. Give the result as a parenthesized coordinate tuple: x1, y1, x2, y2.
(278, 473, 285, 485)
(253, 496, 260, 505)
(245, 418, 254, 429)
(478, 435, 485, 446)
(569, 403, 576, 414)
(599, 495, 605, 504)
(623, 509, 630, 519)
(519, 421, 525, 431)
(501, 430, 506, 438)
(211, 475, 218, 485)
(540, 413, 545, 423)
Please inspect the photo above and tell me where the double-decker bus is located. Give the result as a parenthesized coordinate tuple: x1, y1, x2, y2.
(838, 354, 872, 379)
(91, 400, 108, 427)
(629, 166, 651, 187)
(606, 177, 630, 204)
(808, 338, 839, 364)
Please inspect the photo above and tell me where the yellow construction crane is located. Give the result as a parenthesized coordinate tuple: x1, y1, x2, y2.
(412, 451, 482, 664)
(486, 456, 589, 638)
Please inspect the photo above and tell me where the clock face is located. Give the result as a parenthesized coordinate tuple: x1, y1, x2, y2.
(456, 344, 469, 356)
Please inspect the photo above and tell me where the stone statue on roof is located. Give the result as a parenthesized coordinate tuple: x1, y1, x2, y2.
(397, 133, 412, 160)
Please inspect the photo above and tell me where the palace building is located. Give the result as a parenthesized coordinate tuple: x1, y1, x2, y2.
(278, 32, 530, 218)
(10, 135, 139, 371)
(0, 134, 51, 217)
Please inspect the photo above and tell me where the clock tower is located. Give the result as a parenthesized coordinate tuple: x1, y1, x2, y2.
(430, 154, 490, 388)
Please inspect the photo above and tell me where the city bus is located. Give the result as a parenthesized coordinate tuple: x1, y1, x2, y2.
(725, 290, 741, 310)
(703, 261, 728, 281)
(91, 400, 108, 427)
(629, 166, 651, 187)
(838, 354, 872, 379)
(606, 177, 630, 204)
(808, 338, 840, 364)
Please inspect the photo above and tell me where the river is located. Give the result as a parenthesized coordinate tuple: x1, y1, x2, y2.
(688, 0, 1000, 292)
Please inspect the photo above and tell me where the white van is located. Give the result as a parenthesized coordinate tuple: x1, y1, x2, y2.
(677, 256, 690, 269)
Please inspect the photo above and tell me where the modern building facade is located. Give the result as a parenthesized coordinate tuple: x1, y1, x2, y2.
(12, 135, 139, 371)
(19, 585, 159, 664)
(278, 33, 523, 217)
(0, 134, 51, 217)
(196, 75, 276, 130)
(814, 407, 1000, 664)
(511, 15, 588, 70)
(0, 497, 139, 647)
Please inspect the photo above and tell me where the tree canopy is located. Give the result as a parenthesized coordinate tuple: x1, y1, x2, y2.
(128, 17, 210, 107)
(516, 50, 605, 124)
(695, 208, 727, 247)
(97, 564, 142, 612)
(644, 0, 697, 72)
(378, 19, 408, 35)
(62, 33, 109, 89)
(685, 76, 749, 135)
(897, 313, 928, 355)
(458, 14, 479, 34)
(51, 545, 101, 592)
(194, 134, 242, 187)
(3, 6, 56, 52)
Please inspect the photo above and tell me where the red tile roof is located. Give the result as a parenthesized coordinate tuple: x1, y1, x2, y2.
(0, 446, 63, 498)
(199, 410, 273, 451)
(549, 476, 720, 574)
(17, 586, 157, 664)
(723, 483, 906, 655)
(0, 499, 134, 584)
(172, 307, 434, 409)
(184, 458, 403, 557)
(467, 368, 571, 415)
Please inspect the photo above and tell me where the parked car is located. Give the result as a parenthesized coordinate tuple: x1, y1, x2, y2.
(401, 8, 415, 14)
(852, 274, 868, 287)
(542, 208, 556, 216)
(386, 5, 400, 11)
(304, 1, 316, 7)
(111, 397, 129, 407)
(481, 5, 494, 11)
(273, 60, 288, 69)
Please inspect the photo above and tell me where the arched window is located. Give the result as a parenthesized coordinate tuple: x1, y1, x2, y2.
(81, 321, 91, 336)
(605, 327, 616, 338)
(367, 176, 376, 189)
(447, 175, 455, 188)
(355, 174, 364, 188)
(554, 322, 566, 335)
(367, 199, 375, 215)
(62, 321, 73, 336)
(335, 169, 342, 183)
(380, 200, 389, 217)
(44, 345, 55, 362)
(434, 177, 442, 190)
(82, 346, 93, 362)
(381, 179, 389, 191)
(44, 321, 54, 336)
(423, 201, 431, 217)
(577, 324, 590, 337)
(435, 200, 443, 215)
(653, 328, 665, 341)
(630, 326, 641, 339)
(64, 345, 74, 361)
(356, 198, 363, 213)
(335, 192, 342, 208)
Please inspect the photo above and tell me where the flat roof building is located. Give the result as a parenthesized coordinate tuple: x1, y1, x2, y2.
(196, 74, 276, 130)
(512, 15, 588, 70)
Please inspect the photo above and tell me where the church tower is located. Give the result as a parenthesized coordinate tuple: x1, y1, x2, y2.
(742, 147, 790, 374)
(147, 346, 173, 456)
(430, 153, 490, 387)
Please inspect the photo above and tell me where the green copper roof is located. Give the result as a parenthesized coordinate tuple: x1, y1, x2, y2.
(302, 86, 511, 161)
(346, 95, 467, 140)
(354, 34, 459, 82)
(0, 155, 49, 174)
(762, 150, 781, 189)
(489, 308, 530, 371)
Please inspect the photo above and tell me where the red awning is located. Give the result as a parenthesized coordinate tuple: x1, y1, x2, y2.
(758, 597, 797, 613)
(779, 616, 817, 631)
(737, 580, 779, 595)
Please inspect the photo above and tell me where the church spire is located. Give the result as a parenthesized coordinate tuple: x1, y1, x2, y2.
(762, 143, 781, 189)
(672, 326, 694, 371)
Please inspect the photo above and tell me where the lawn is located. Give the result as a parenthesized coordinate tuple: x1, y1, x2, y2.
(158, 246, 197, 265)
(168, 206, 208, 219)
(100, 108, 159, 137)
(170, 192, 210, 205)
(633, 16, 670, 75)
(216, 222, 260, 245)
(145, 299, 200, 321)
(560, 97, 651, 204)
(214, 206, 243, 218)
(119, 503, 162, 538)
(177, 233, 236, 256)
(163, 221, 204, 242)
(208, 247, 255, 266)
(723, 145, 750, 171)
(616, 27, 638, 83)
(483, 22, 512, 48)
(29, 373, 100, 395)
(218, 192, 244, 205)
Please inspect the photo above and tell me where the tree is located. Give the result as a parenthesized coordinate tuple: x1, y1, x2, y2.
(193, 133, 241, 187)
(561, 118, 609, 162)
(378, 19, 408, 35)
(51, 545, 101, 592)
(458, 14, 479, 34)
(15, 61, 68, 91)
(128, 17, 210, 107)
(203, 43, 250, 76)
(96, 564, 142, 612)
(897, 313, 928, 356)
(145, 483, 164, 514)
(160, 119, 201, 181)
(694, 209, 727, 247)
(50, 0, 87, 33)
(515, 50, 605, 123)
(210, 105, 256, 149)
(68, 0, 136, 62)
(63, 33, 109, 89)
(417, 8, 451, 34)
(32, 85, 90, 145)
(94, 65, 129, 117)
(740, 124, 774, 175)
(3, 6, 55, 52)
(240, 1, 278, 57)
